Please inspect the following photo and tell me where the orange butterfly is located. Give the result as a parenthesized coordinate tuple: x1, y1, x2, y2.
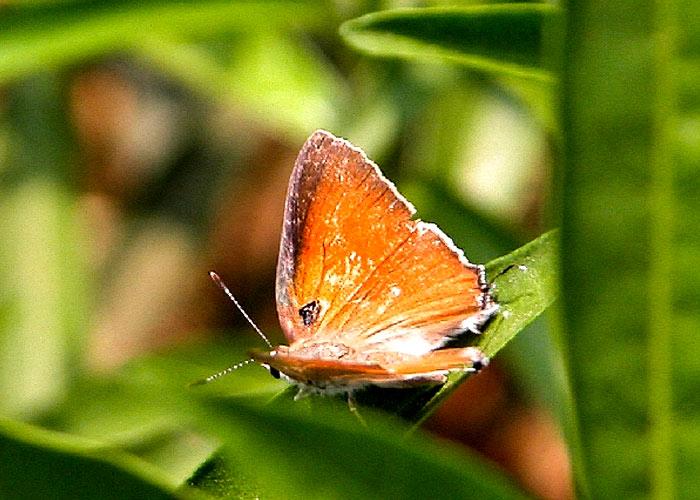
(206, 130, 497, 399)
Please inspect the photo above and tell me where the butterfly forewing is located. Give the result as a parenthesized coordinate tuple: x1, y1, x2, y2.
(275, 131, 494, 355)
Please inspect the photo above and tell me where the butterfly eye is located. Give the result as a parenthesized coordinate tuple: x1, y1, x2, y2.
(298, 300, 321, 326)
(269, 367, 281, 379)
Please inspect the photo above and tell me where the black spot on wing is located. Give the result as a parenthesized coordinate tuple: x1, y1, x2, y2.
(299, 300, 321, 326)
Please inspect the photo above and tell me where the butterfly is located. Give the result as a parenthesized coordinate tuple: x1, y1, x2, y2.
(204, 130, 498, 399)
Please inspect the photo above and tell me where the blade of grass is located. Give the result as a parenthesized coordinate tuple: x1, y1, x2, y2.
(480, 230, 558, 357)
(0, 418, 179, 498)
(557, 0, 694, 496)
(190, 395, 528, 499)
(340, 4, 559, 81)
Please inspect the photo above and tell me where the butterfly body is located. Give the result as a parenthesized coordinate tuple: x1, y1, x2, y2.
(246, 130, 497, 397)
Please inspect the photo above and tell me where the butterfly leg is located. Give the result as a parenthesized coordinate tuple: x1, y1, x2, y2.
(347, 393, 367, 426)
(294, 386, 314, 401)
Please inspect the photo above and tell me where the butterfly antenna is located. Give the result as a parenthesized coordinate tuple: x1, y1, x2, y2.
(209, 271, 273, 349)
(189, 358, 254, 387)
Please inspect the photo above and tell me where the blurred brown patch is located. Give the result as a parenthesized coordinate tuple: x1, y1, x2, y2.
(70, 64, 139, 197)
(205, 135, 297, 338)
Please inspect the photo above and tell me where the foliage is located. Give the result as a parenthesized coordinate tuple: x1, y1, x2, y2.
(340, 4, 558, 81)
(0, 0, 697, 499)
(559, 0, 699, 497)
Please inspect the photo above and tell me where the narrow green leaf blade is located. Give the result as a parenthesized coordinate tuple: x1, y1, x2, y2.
(480, 230, 558, 357)
(558, 0, 698, 497)
(340, 4, 559, 81)
(0, 418, 179, 499)
(191, 396, 527, 499)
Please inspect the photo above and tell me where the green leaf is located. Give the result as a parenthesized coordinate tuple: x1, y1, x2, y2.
(480, 230, 558, 357)
(0, 418, 179, 499)
(0, 0, 326, 84)
(189, 396, 527, 499)
(340, 4, 559, 81)
(414, 230, 558, 423)
(558, 0, 699, 497)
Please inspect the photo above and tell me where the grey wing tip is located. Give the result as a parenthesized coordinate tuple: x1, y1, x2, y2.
(305, 130, 361, 156)
(307, 129, 337, 143)
(309, 128, 335, 137)
(300, 130, 340, 155)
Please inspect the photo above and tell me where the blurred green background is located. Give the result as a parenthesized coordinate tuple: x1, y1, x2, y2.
(0, 0, 697, 499)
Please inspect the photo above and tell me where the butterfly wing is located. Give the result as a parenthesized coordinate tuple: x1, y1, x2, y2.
(275, 130, 496, 355)
(251, 346, 487, 389)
